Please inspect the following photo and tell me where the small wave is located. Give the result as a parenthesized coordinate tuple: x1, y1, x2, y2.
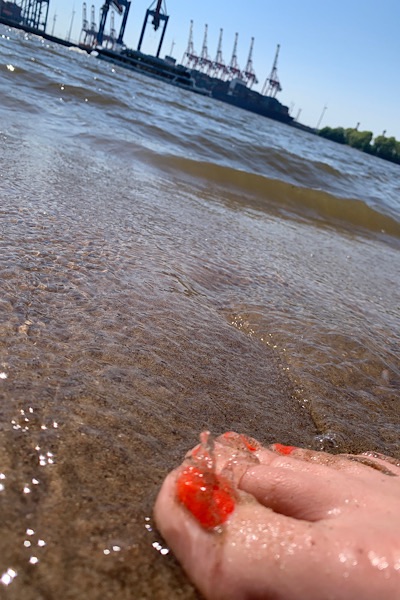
(155, 154, 400, 240)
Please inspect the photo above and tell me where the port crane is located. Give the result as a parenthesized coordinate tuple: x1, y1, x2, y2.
(90, 4, 97, 36)
(5, 0, 50, 31)
(242, 37, 258, 88)
(210, 28, 229, 79)
(80, 3, 98, 46)
(262, 44, 282, 97)
(198, 24, 213, 74)
(228, 33, 241, 80)
(81, 2, 88, 39)
(97, 0, 131, 46)
(182, 20, 198, 68)
(181, 19, 283, 94)
(137, 0, 169, 57)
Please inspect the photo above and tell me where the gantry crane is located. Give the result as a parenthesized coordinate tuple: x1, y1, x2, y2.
(262, 44, 282, 97)
(242, 37, 258, 88)
(137, 0, 169, 57)
(182, 19, 198, 68)
(19, 0, 49, 31)
(80, 2, 88, 41)
(210, 28, 229, 79)
(198, 24, 213, 73)
(97, 0, 131, 46)
(228, 33, 241, 80)
(80, 3, 98, 46)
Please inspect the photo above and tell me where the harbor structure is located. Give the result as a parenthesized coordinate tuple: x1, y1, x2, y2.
(0, 0, 292, 124)
(0, 0, 49, 31)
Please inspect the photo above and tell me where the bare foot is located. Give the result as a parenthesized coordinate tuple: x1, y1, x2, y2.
(154, 432, 400, 600)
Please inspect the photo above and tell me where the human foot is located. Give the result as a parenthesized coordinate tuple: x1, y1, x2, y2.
(154, 432, 400, 600)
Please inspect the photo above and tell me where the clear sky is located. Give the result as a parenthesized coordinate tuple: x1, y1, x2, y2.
(47, 0, 400, 139)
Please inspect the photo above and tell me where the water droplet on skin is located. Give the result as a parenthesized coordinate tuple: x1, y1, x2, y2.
(368, 550, 389, 571)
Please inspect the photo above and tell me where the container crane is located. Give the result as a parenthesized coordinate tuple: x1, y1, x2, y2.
(262, 44, 282, 97)
(90, 4, 97, 34)
(97, 0, 131, 46)
(228, 33, 241, 80)
(80, 2, 88, 43)
(210, 28, 229, 79)
(137, 0, 169, 57)
(242, 37, 258, 88)
(80, 2, 98, 46)
(198, 24, 213, 73)
(18, 0, 49, 31)
(182, 20, 198, 68)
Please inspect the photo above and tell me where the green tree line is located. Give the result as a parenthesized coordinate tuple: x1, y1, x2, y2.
(318, 126, 400, 165)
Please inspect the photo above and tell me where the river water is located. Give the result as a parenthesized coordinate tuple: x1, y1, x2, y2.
(0, 26, 399, 599)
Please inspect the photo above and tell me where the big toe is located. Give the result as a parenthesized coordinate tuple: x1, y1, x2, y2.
(154, 468, 309, 600)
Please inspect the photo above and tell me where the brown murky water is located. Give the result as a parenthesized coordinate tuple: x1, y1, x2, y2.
(0, 27, 399, 598)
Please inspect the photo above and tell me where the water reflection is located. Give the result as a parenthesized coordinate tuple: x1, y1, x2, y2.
(1, 568, 17, 586)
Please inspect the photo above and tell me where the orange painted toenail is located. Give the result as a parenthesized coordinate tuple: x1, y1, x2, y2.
(176, 465, 235, 529)
(272, 443, 296, 455)
(222, 431, 259, 452)
(239, 434, 258, 452)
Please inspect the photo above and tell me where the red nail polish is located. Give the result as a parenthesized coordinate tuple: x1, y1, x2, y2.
(176, 465, 236, 529)
(176, 432, 236, 529)
(272, 443, 296, 455)
(221, 431, 259, 453)
(239, 434, 258, 452)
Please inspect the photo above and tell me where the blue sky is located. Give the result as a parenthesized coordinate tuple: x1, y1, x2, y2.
(48, 0, 400, 139)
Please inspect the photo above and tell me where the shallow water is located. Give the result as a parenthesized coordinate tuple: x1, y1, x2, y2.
(0, 26, 399, 598)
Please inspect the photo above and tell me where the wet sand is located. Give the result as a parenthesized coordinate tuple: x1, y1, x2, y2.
(1, 226, 315, 598)
(1, 163, 399, 598)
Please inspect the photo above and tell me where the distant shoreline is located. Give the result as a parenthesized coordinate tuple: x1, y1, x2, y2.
(318, 126, 400, 166)
(1, 18, 397, 161)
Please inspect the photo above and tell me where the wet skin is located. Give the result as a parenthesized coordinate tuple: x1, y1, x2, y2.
(154, 432, 400, 600)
